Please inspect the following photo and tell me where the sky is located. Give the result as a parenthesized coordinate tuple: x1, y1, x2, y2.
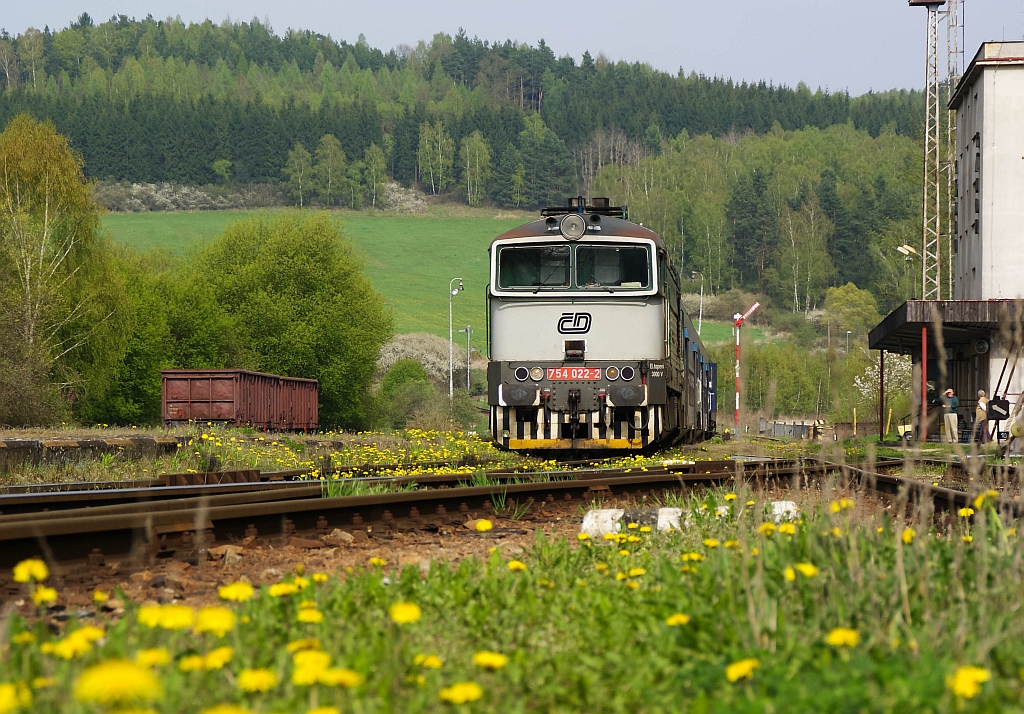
(5, 0, 1024, 95)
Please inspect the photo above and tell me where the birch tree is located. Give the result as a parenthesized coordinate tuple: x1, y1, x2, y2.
(417, 121, 454, 194)
(313, 134, 347, 206)
(17, 28, 44, 90)
(363, 143, 387, 209)
(283, 142, 313, 207)
(459, 130, 491, 206)
(0, 40, 17, 90)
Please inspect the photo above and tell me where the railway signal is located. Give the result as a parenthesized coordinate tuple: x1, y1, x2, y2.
(733, 302, 760, 438)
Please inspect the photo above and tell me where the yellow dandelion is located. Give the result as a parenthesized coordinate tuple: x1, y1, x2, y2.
(298, 609, 324, 624)
(203, 647, 234, 670)
(286, 638, 321, 653)
(237, 668, 279, 693)
(0, 683, 30, 712)
(421, 655, 443, 669)
(831, 527, 842, 537)
(902, 527, 915, 545)
(958, 507, 975, 518)
(627, 522, 639, 529)
(758, 522, 776, 536)
(666, 613, 691, 626)
(507, 560, 527, 572)
(312, 572, 329, 583)
(31, 677, 56, 689)
(626, 580, 640, 589)
(627, 535, 642, 543)
(783, 567, 796, 582)
(439, 681, 484, 704)
(577, 533, 590, 541)
(138, 604, 195, 630)
(74, 660, 160, 705)
(32, 587, 57, 606)
(389, 602, 422, 624)
(962, 535, 974, 543)
(795, 563, 819, 578)
(778, 523, 796, 535)
(369, 557, 387, 567)
(269, 583, 300, 598)
(13, 558, 48, 583)
(11, 631, 35, 645)
(320, 668, 363, 688)
(825, 628, 860, 647)
(475, 519, 493, 532)
(724, 493, 737, 501)
(947, 665, 991, 699)
(178, 655, 205, 672)
(202, 706, 254, 714)
(639, 525, 652, 533)
(595, 563, 609, 573)
(217, 582, 255, 602)
(628, 567, 646, 577)
(973, 489, 999, 510)
(195, 607, 237, 637)
(703, 538, 720, 548)
(135, 648, 171, 668)
(92, 590, 109, 604)
(473, 651, 509, 670)
(725, 658, 760, 682)
(602, 533, 618, 541)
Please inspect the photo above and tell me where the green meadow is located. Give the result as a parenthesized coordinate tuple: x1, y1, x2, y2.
(101, 209, 747, 349)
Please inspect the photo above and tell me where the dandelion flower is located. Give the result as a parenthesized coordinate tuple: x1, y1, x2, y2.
(778, 523, 796, 535)
(795, 563, 819, 578)
(475, 519, 493, 532)
(783, 567, 796, 582)
(830, 527, 842, 537)
(320, 668, 363, 688)
(577, 533, 590, 541)
(507, 560, 527, 572)
(973, 489, 999, 510)
(962, 535, 974, 543)
(286, 639, 321, 653)
(92, 590, 109, 604)
(389, 602, 422, 624)
(724, 493, 737, 501)
(703, 538, 720, 548)
(312, 572, 329, 583)
(725, 658, 760, 682)
(237, 668, 279, 693)
(269, 583, 300, 598)
(666, 613, 691, 626)
(138, 604, 195, 630)
(421, 655, 443, 669)
(595, 563, 609, 573)
(218, 582, 255, 602)
(626, 580, 640, 589)
(825, 628, 860, 647)
(627, 522, 639, 529)
(602, 533, 618, 541)
(758, 523, 776, 537)
(948, 665, 991, 699)
(11, 632, 35, 645)
(902, 527, 915, 545)
(298, 609, 324, 624)
(746, 500, 756, 506)
(628, 567, 646, 577)
(473, 651, 509, 670)
(627, 535, 641, 543)
(195, 607, 237, 637)
(203, 647, 234, 670)
(32, 586, 57, 606)
(31, 677, 56, 690)
(13, 558, 48, 583)
(135, 649, 171, 668)
(639, 525, 652, 533)
(618, 549, 630, 556)
(178, 655, 205, 672)
(369, 557, 387, 567)
(74, 660, 160, 705)
(439, 682, 483, 704)
(0, 682, 31, 713)
(958, 507, 975, 518)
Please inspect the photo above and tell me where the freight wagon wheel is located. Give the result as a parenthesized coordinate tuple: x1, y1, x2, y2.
(902, 432, 914, 445)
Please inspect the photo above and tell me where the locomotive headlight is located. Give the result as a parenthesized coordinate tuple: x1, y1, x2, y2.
(559, 214, 586, 240)
(605, 366, 620, 381)
(529, 366, 544, 381)
(514, 366, 530, 382)
(620, 366, 636, 381)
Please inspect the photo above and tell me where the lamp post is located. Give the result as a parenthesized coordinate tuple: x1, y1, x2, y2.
(458, 325, 472, 390)
(691, 271, 704, 335)
(846, 330, 852, 353)
(895, 244, 919, 300)
(449, 278, 464, 398)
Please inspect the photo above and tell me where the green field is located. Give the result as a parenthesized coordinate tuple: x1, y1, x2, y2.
(102, 210, 761, 352)
(103, 209, 531, 352)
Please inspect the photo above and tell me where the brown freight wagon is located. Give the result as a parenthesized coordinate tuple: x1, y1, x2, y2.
(162, 370, 318, 431)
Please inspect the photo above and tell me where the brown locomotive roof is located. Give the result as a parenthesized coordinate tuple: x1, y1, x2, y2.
(490, 216, 666, 249)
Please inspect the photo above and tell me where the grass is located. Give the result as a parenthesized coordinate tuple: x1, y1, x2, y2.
(7, 484, 1023, 711)
(102, 208, 530, 350)
(694, 320, 765, 345)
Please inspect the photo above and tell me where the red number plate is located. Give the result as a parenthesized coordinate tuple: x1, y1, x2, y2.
(547, 367, 602, 380)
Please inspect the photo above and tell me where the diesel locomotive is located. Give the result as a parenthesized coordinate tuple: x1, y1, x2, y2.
(486, 197, 717, 452)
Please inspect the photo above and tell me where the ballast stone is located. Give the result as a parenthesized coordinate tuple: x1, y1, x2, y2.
(772, 501, 799, 522)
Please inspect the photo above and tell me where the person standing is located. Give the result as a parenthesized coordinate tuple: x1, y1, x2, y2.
(974, 390, 989, 443)
(942, 388, 960, 443)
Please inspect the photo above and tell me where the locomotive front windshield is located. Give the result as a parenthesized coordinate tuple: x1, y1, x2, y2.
(497, 245, 571, 288)
(576, 245, 650, 289)
(496, 242, 651, 291)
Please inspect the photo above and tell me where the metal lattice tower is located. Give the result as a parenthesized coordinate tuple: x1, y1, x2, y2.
(911, 0, 946, 300)
(945, 0, 964, 297)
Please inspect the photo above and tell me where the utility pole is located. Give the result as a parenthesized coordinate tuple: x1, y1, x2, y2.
(733, 302, 760, 439)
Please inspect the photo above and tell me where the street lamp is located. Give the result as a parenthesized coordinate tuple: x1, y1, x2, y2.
(458, 325, 472, 390)
(449, 278, 464, 398)
(895, 244, 918, 300)
(846, 330, 852, 353)
(691, 271, 704, 335)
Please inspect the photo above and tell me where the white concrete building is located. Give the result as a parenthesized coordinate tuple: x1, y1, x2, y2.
(950, 41, 1024, 300)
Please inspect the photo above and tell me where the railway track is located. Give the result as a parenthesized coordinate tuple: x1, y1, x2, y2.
(1, 453, 1019, 588)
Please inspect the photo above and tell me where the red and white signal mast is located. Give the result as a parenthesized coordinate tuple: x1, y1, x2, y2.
(733, 302, 760, 438)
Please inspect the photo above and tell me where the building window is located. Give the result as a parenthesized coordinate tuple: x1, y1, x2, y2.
(972, 220, 979, 234)
(975, 152, 981, 172)
(975, 197, 980, 214)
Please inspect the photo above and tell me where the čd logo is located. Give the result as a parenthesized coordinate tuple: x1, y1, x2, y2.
(558, 312, 592, 334)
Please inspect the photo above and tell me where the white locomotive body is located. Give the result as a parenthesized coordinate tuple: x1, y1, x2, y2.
(486, 198, 716, 452)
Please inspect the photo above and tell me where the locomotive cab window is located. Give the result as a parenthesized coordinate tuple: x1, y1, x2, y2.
(497, 245, 571, 289)
(575, 245, 651, 289)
